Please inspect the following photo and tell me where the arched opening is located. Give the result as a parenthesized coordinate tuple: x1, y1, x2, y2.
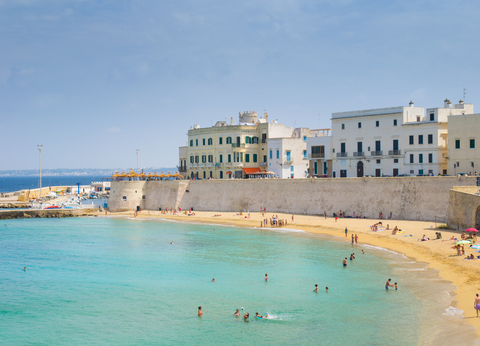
(357, 161, 364, 177)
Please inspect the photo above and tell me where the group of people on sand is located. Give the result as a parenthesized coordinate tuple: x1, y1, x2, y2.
(260, 216, 288, 228)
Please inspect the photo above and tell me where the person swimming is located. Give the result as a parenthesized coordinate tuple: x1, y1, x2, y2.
(325, 286, 329, 293)
(385, 278, 394, 290)
(243, 312, 249, 321)
(234, 309, 241, 316)
(24, 267, 27, 271)
(265, 273, 268, 281)
(313, 284, 318, 292)
(198, 306, 203, 317)
(343, 258, 348, 267)
(212, 278, 215, 282)
(255, 312, 268, 319)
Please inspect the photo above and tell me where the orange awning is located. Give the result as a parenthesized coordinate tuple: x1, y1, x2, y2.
(226, 171, 233, 174)
(243, 168, 262, 175)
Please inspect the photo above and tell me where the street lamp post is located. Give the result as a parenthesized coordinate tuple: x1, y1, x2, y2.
(37, 145, 43, 200)
(136, 149, 140, 173)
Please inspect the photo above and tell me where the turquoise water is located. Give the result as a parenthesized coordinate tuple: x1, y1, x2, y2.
(0, 218, 476, 345)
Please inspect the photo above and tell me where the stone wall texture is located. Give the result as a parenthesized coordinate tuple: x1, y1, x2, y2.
(447, 187, 480, 229)
(108, 176, 476, 221)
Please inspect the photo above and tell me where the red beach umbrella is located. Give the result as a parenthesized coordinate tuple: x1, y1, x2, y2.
(465, 228, 478, 233)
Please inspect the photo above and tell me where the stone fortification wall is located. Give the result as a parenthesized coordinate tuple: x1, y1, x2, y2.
(109, 176, 475, 221)
(447, 187, 480, 230)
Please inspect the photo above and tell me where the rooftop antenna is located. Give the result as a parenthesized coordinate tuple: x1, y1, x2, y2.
(463, 84, 467, 101)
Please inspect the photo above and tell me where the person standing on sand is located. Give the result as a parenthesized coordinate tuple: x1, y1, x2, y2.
(324, 211, 327, 219)
(475, 294, 480, 317)
(345, 228, 348, 238)
(355, 234, 358, 244)
(352, 234, 354, 244)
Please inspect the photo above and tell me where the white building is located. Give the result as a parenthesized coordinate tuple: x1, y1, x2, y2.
(306, 129, 333, 177)
(447, 110, 480, 175)
(331, 99, 473, 177)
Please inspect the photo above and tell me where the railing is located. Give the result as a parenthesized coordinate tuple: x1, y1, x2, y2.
(261, 139, 266, 143)
(178, 167, 187, 172)
(353, 151, 365, 157)
(370, 151, 383, 156)
(311, 153, 325, 158)
(284, 160, 294, 165)
(232, 143, 245, 148)
(260, 162, 267, 167)
(215, 162, 223, 167)
(336, 152, 347, 158)
(388, 150, 401, 156)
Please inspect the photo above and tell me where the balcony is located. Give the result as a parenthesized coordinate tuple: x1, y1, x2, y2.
(311, 153, 325, 159)
(260, 162, 267, 167)
(388, 150, 402, 156)
(353, 151, 365, 157)
(370, 151, 383, 156)
(215, 162, 223, 167)
(284, 160, 294, 165)
(232, 143, 245, 148)
(336, 152, 347, 158)
(177, 166, 187, 172)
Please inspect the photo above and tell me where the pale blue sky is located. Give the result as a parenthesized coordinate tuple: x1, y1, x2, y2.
(1, 0, 479, 170)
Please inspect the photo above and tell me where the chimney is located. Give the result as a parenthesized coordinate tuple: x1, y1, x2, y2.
(230, 117, 233, 125)
(459, 99, 464, 104)
(444, 98, 451, 108)
(409, 100, 414, 107)
(264, 112, 268, 122)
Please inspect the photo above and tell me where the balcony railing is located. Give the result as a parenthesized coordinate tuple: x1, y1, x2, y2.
(388, 150, 402, 156)
(370, 151, 383, 156)
(353, 151, 365, 157)
(336, 152, 347, 158)
(284, 160, 294, 165)
(311, 153, 325, 158)
(178, 167, 187, 172)
(232, 143, 245, 148)
(260, 162, 267, 167)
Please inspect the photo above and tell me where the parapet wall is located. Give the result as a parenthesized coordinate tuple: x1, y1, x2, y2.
(109, 176, 476, 221)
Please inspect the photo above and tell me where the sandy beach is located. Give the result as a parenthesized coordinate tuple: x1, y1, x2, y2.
(107, 208, 480, 338)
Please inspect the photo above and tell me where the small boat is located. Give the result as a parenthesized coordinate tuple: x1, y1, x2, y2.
(44, 206, 61, 209)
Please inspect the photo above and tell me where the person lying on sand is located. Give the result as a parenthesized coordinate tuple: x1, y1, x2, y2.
(213, 214, 221, 217)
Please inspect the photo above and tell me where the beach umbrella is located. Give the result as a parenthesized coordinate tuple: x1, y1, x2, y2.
(471, 245, 480, 249)
(465, 228, 478, 233)
(456, 240, 471, 245)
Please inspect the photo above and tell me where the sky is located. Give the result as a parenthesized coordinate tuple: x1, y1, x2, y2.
(1, 0, 479, 170)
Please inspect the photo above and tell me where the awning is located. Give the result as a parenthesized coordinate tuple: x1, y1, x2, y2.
(243, 168, 263, 175)
(226, 171, 233, 174)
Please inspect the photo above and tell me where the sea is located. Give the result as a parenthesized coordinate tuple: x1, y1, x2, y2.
(0, 175, 108, 193)
(0, 217, 477, 345)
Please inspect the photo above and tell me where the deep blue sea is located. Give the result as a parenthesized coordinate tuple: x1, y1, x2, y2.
(0, 176, 107, 193)
(0, 217, 476, 345)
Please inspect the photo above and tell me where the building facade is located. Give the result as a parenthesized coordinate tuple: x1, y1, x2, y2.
(306, 129, 333, 177)
(447, 111, 480, 175)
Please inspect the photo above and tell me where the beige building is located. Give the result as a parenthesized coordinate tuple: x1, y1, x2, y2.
(447, 111, 480, 175)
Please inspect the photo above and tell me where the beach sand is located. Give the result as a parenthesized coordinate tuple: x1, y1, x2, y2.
(106, 209, 480, 338)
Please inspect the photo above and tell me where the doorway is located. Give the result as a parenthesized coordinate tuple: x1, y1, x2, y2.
(357, 161, 364, 177)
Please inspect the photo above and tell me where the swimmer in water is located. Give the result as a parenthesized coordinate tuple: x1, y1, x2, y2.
(212, 278, 215, 282)
(343, 258, 348, 267)
(362, 250, 365, 254)
(234, 309, 241, 316)
(385, 278, 394, 290)
(24, 267, 27, 271)
(243, 312, 249, 321)
(326, 287, 329, 293)
(395, 282, 398, 290)
(255, 312, 268, 319)
(265, 273, 268, 281)
(198, 306, 203, 317)
(313, 284, 319, 292)
(170, 241, 173, 244)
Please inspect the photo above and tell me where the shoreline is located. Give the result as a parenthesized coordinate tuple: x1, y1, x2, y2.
(124, 209, 480, 339)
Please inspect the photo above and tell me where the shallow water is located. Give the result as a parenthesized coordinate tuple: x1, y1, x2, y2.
(0, 218, 477, 345)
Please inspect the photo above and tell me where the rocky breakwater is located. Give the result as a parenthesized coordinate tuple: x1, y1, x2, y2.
(0, 208, 98, 220)
(0, 202, 31, 209)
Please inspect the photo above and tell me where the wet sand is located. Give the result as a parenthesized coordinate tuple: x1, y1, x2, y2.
(108, 209, 480, 339)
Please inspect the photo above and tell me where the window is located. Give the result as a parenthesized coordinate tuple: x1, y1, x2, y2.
(269, 150, 272, 159)
(375, 140, 381, 151)
(262, 133, 266, 143)
(263, 155, 267, 162)
(410, 170, 414, 174)
(189, 140, 193, 147)
(219, 137, 223, 145)
(122, 196, 127, 201)
(286, 151, 291, 162)
(394, 159, 399, 163)
(428, 134, 433, 144)
(195, 155, 199, 163)
(428, 153, 433, 163)
(245, 154, 250, 163)
(470, 139, 475, 149)
(393, 168, 398, 176)
(358, 122, 362, 128)
(418, 135, 423, 145)
(419, 154, 423, 163)
(253, 154, 257, 163)
(203, 138, 205, 146)
(208, 155, 213, 163)
(228, 154, 231, 163)
(303, 136, 307, 141)
(428, 170, 433, 174)
(341, 124, 345, 130)
(393, 139, 398, 151)
(430, 113, 434, 121)
(220, 171, 223, 179)
(393, 119, 397, 126)
(290, 166, 294, 172)
(376, 159, 381, 164)
(245, 137, 251, 144)
(418, 169, 424, 175)
(290, 174, 294, 178)
(226, 137, 232, 144)
(276, 150, 280, 159)
(202, 155, 206, 163)
(252, 136, 259, 144)
(203, 171, 206, 179)
(340, 143, 346, 153)
(410, 154, 414, 163)
(303, 150, 307, 159)
(375, 120, 379, 127)
(208, 138, 213, 145)
(190, 156, 194, 163)
(219, 154, 223, 163)
(455, 139, 460, 149)
(196, 139, 198, 146)
(236, 137, 240, 145)
(210, 171, 213, 178)
(409, 135, 414, 145)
